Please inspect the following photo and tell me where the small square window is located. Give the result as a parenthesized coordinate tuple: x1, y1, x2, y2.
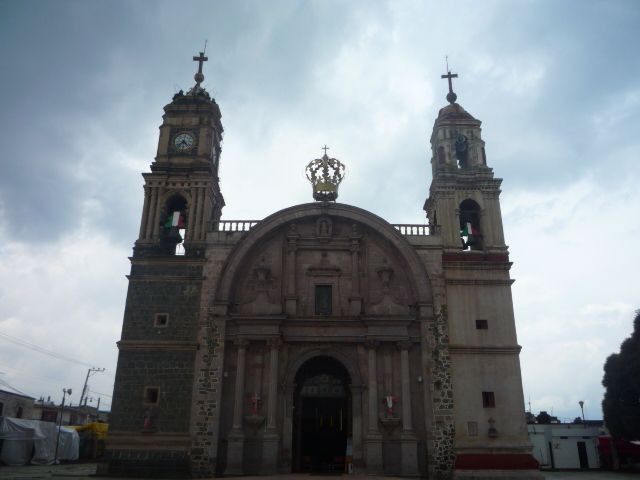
(315, 285, 332, 315)
(143, 387, 160, 405)
(467, 421, 478, 436)
(482, 391, 495, 408)
(154, 313, 169, 328)
(476, 319, 488, 330)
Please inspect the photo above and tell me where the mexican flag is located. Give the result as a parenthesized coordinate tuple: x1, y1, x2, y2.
(165, 211, 186, 228)
(460, 222, 480, 236)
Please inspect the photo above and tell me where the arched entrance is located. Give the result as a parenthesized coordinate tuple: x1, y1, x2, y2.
(292, 356, 352, 473)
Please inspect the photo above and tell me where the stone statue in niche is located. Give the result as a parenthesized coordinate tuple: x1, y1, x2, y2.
(368, 258, 409, 316)
(316, 216, 332, 240)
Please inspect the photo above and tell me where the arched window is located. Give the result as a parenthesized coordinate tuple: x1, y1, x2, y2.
(459, 199, 482, 251)
(16, 405, 23, 418)
(161, 194, 188, 255)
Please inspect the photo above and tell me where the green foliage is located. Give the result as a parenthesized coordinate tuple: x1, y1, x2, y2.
(602, 310, 640, 440)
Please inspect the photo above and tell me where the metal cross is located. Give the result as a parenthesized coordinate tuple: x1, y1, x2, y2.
(193, 51, 208, 75)
(441, 69, 458, 94)
(322, 145, 330, 155)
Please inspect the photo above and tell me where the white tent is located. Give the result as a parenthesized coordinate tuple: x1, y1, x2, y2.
(0, 417, 79, 466)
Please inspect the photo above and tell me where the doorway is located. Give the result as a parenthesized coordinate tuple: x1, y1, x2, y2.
(577, 441, 589, 469)
(292, 356, 352, 473)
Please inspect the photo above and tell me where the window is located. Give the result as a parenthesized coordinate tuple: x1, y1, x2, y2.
(476, 319, 488, 330)
(154, 313, 169, 328)
(482, 391, 495, 408)
(16, 406, 23, 418)
(467, 421, 478, 436)
(143, 387, 160, 405)
(315, 285, 332, 315)
(0, 401, 3, 416)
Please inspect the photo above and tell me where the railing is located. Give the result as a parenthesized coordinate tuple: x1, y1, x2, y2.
(211, 220, 260, 232)
(210, 220, 434, 235)
(392, 224, 433, 236)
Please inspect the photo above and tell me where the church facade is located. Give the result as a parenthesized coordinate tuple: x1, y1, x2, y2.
(105, 54, 540, 479)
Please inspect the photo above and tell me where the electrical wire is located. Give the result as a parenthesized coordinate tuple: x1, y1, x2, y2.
(0, 330, 102, 369)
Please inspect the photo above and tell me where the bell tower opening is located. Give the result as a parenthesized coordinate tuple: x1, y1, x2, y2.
(459, 198, 482, 251)
(292, 356, 352, 474)
(161, 194, 187, 255)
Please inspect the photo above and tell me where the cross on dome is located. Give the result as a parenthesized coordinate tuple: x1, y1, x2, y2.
(441, 57, 459, 104)
(193, 51, 208, 87)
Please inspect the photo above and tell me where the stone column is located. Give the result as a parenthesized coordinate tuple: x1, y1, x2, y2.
(285, 224, 298, 315)
(281, 383, 296, 472)
(263, 337, 281, 473)
(225, 338, 249, 475)
(398, 340, 418, 475)
(348, 227, 362, 315)
(350, 384, 364, 470)
(151, 186, 163, 238)
(145, 186, 157, 240)
(187, 186, 197, 241)
(365, 340, 383, 474)
(139, 185, 151, 239)
(194, 186, 204, 241)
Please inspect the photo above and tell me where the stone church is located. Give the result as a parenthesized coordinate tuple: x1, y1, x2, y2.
(105, 53, 540, 479)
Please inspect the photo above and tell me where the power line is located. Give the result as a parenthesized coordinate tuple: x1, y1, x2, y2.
(88, 389, 112, 398)
(0, 330, 102, 369)
(0, 377, 34, 398)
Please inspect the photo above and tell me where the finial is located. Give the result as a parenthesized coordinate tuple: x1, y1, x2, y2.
(193, 50, 208, 87)
(305, 147, 346, 202)
(441, 56, 458, 104)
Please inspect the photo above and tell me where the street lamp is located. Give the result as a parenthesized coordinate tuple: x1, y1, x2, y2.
(54, 388, 72, 464)
(578, 400, 585, 423)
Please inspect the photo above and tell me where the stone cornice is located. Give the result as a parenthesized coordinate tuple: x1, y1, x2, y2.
(117, 340, 198, 351)
(448, 344, 522, 355)
(445, 278, 514, 286)
(106, 431, 191, 450)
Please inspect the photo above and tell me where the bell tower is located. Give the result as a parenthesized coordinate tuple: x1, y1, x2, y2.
(136, 51, 224, 257)
(424, 69, 505, 254)
(424, 71, 540, 477)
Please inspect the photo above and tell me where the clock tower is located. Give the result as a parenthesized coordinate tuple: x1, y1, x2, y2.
(136, 51, 224, 257)
(105, 52, 224, 477)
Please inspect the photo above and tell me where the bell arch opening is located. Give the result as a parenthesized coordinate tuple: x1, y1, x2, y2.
(292, 356, 352, 474)
(161, 193, 188, 255)
(459, 198, 482, 251)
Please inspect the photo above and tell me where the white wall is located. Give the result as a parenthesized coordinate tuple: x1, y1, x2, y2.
(528, 424, 601, 469)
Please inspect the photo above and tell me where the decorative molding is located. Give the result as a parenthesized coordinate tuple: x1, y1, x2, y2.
(448, 344, 522, 355)
(117, 340, 198, 351)
(445, 278, 515, 286)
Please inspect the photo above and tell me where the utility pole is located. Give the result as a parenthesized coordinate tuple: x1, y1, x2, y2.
(79, 367, 105, 408)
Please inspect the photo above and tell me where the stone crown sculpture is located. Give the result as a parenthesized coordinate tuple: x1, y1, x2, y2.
(305, 150, 346, 201)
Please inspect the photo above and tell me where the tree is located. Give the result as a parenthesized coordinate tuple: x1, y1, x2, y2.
(602, 309, 640, 441)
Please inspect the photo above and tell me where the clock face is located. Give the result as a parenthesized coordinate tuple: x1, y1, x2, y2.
(173, 133, 195, 152)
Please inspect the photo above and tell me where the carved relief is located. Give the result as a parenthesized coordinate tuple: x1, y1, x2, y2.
(239, 259, 282, 315)
(368, 259, 410, 316)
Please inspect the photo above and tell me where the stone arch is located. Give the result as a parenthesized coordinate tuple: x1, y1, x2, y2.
(214, 202, 432, 308)
(283, 347, 362, 388)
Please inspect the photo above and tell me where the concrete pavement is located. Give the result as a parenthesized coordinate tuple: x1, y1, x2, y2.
(0, 463, 639, 480)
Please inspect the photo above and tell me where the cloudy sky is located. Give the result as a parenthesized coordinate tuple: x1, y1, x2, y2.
(0, 0, 638, 422)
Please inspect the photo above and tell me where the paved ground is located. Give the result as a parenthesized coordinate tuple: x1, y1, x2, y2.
(0, 463, 638, 479)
